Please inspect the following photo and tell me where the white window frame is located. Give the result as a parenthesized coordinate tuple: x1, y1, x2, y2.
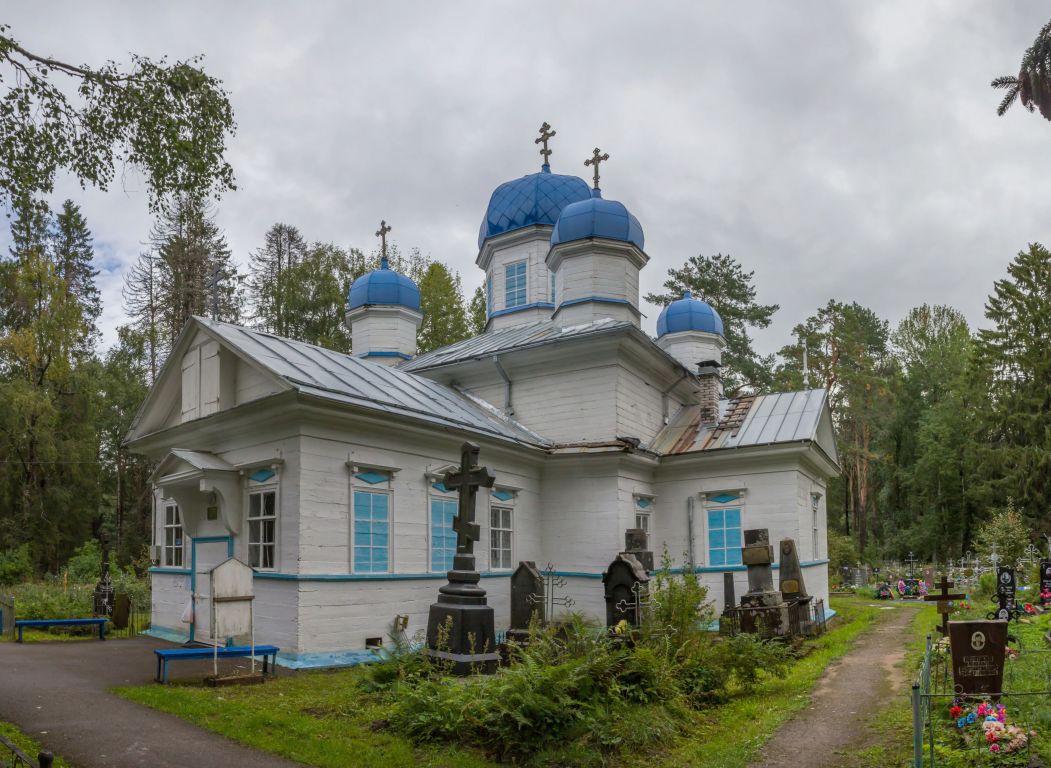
(505, 260, 527, 309)
(429, 482, 458, 573)
(811, 492, 822, 560)
(489, 491, 514, 571)
(703, 490, 746, 568)
(350, 469, 393, 574)
(633, 494, 655, 535)
(162, 502, 184, 567)
(247, 486, 278, 570)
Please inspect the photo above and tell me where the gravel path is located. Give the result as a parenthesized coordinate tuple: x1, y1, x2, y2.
(0, 635, 302, 768)
(750, 603, 921, 768)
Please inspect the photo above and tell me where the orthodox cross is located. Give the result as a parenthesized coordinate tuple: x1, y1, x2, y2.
(923, 576, 966, 636)
(535, 122, 556, 167)
(614, 580, 661, 628)
(527, 562, 575, 621)
(584, 147, 609, 189)
(989, 545, 1000, 570)
(375, 220, 392, 264)
(905, 551, 917, 577)
(443, 442, 494, 556)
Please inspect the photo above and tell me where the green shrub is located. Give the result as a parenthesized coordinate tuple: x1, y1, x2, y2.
(65, 539, 103, 584)
(0, 544, 33, 586)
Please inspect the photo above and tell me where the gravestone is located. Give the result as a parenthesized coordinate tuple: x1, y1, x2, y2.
(425, 442, 500, 675)
(507, 561, 543, 643)
(111, 593, 131, 631)
(739, 528, 790, 637)
(92, 562, 114, 617)
(948, 620, 1008, 697)
(777, 538, 810, 603)
(994, 565, 1016, 621)
(622, 528, 654, 572)
(603, 553, 649, 628)
(922, 567, 935, 590)
(1040, 559, 1051, 606)
(723, 571, 736, 611)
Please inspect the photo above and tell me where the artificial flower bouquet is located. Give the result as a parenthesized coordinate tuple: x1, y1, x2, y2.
(948, 700, 1036, 763)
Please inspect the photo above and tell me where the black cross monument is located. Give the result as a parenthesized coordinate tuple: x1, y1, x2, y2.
(425, 441, 500, 674)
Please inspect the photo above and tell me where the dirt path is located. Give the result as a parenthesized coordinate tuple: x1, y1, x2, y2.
(0, 635, 302, 768)
(750, 603, 921, 768)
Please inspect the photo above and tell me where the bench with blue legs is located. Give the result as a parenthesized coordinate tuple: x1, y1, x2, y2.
(154, 645, 280, 684)
(16, 618, 107, 642)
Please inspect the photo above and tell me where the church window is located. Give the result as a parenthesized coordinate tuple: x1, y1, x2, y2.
(248, 489, 277, 570)
(707, 504, 742, 567)
(811, 493, 821, 559)
(550, 270, 556, 304)
(487, 276, 493, 317)
(430, 495, 458, 573)
(353, 490, 389, 573)
(634, 495, 653, 534)
(162, 503, 183, 567)
(505, 261, 527, 308)
(490, 506, 513, 570)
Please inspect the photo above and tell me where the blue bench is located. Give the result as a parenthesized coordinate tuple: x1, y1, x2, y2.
(16, 618, 107, 642)
(154, 645, 280, 684)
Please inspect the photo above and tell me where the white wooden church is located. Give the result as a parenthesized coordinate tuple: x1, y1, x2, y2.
(130, 139, 839, 667)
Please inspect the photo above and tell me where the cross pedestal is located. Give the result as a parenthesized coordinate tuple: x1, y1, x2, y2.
(923, 576, 965, 636)
(425, 441, 500, 674)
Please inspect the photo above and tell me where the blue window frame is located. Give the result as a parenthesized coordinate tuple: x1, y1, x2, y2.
(431, 496, 458, 572)
(505, 261, 526, 308)
(707, 507, 742, 566)
(353, 490, 389, 573)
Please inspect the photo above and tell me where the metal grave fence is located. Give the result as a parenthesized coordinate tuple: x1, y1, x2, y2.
(0, 733, 52, 768)
(911, 633, 1051, 767)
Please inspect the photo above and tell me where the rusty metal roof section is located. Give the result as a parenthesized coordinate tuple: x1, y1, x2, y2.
(651, 389, 830, 455)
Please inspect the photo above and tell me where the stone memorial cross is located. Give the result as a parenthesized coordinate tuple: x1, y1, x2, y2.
(444, 443, 494, 558)
(923, 576, 965, 636)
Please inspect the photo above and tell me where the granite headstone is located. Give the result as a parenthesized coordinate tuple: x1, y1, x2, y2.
(949, 620, 1008, 697)
(507, 561, 544, 643)
(603, 553, 650, 628)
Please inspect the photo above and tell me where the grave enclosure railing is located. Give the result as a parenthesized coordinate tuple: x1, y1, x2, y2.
(910, 634, 1051, 768)
(719, 598, 826, 638)
(0, 733, 53, 768)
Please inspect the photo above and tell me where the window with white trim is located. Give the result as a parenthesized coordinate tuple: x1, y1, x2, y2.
(486, 275, 493, 317)
(247, 489, 277, 569)
(549, 270, 556, 304)
(162, 503, 183, 567)
(490, 507, 513, 570)
(811, 493, 821, 559)
(430, 482, 458, 572)
(505, 260, 527, 308)
(706, 492, 743, 567)
(634, 495, 654, 534)
(351, 469, 392, 573)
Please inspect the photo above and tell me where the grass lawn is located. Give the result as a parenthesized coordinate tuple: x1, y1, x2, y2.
(0, 720, 71, 768)
(115, 596, 898, 768)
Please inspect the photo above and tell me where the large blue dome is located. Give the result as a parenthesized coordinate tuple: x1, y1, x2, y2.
(478, 166, 591, 249)
(656, 291, 724, 337)
(347, 257, 421, 311)
(549, 189, 645, 250)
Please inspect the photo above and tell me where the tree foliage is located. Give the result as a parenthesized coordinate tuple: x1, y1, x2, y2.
(992, 18, 1051, 120)
(0, 24, 236, 212)
(645, 253, 779, 394)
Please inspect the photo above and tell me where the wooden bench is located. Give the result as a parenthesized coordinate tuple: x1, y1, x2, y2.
(154, 645, 280, 684)
(16, 618, 107, 642)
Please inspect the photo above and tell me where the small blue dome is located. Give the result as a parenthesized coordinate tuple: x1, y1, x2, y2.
(656, 291, 724, 337)
(549, 189, 645, 250)
(348, 257, 421, 311)
(478, 166, 592, 249)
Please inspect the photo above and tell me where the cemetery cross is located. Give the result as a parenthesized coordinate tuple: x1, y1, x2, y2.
(535, 122, 555, 166)
(444, 442, 494, 559)
(923, 576, 965, 636)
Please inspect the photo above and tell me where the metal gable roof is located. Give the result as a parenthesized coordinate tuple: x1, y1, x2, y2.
(399, 317, 633, 372)
(194, 318, 548, 449)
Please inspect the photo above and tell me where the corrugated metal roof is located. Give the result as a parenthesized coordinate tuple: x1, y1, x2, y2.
(651, 389, 830, 455)
(400, 317, 633, 372)
(197, 318, 549, 449)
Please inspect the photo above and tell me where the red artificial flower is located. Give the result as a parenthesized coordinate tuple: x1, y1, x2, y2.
(950, 705, 962, 718)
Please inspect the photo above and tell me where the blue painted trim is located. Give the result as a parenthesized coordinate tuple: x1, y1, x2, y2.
(356, 350, 413, 360)
(492, 489, 514, 502)
(248, 468, 276, 483)
(556, 296, 633, 311)
(189, 536, 234, 643)
(547, 560, 830, 579)
(144, 625, 191, 644)
(148, 567, 192, 575)
(488, 302, 554, 319)
(253, 571, 513, 582)
(276, 649, 380, 670)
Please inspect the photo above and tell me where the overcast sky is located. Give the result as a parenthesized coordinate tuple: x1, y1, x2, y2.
(5, 1, 1051, 355)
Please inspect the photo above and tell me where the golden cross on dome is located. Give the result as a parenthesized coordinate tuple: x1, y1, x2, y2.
(535, 122, 556, 167)
(584, 147, 609, 189)
(375, 220, 392, 262)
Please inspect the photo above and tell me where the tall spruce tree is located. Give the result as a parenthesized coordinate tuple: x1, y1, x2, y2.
(469, 285, 487, 335)
(247, 223, 308, 335)
(51, 200, 101, 350)
(972, 242, 1051, 533)
(645, 253, 778, 393)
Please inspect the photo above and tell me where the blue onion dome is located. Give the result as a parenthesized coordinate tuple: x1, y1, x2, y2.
(478, 166, 592, 249)
(347, 256, 421, 311)
(656, 291, 724, 337)
(549, 188, 645, 250)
